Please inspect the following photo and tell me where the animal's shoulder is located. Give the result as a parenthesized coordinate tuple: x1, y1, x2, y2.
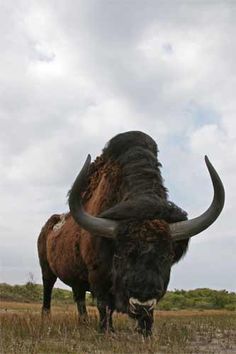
(38, 214, 67, 236)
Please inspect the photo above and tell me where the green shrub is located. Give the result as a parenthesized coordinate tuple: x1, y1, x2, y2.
(1, 283, 235, 311)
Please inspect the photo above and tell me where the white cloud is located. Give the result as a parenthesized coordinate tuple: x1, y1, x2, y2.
(0, 0, 235, 291)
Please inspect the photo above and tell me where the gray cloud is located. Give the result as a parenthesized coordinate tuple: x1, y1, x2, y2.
(0, 0, 235, 291)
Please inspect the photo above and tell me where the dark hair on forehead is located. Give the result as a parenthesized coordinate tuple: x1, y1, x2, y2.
(99, 131, 187, 223)
(100, 131, 189, 263)
(103, 131, 158, 160)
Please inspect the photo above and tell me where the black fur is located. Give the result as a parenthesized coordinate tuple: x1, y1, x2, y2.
(100, 131, 189, 263)
(97, 131, 190, 335)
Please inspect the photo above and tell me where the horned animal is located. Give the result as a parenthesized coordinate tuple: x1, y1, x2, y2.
(38, 131, 225, 336)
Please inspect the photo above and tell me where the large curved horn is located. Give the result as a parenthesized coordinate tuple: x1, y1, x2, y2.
(169, 156, 225, 241)
(68, 155, 118, 239)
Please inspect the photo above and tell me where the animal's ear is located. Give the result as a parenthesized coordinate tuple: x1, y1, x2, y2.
(172, 239, 190, 264)
(169, 156, 225, 241)
(68, 155, 119, 239)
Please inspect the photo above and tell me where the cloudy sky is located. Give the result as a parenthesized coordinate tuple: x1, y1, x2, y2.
(0, 1, 235, 291)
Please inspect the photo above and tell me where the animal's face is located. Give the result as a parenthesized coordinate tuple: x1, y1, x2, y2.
(112, 220, 174, 317)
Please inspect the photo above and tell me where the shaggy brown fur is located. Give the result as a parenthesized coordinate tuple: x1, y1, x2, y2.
(38, 131, 189, 334)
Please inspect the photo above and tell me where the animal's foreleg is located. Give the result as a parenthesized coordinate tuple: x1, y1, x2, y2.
(135, 311, 154, 337)
(97, 298, 115, 333)
(72, 285, 88, 324)
(42, 275, 57, 317)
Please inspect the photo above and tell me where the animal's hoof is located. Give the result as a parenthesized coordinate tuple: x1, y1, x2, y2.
(135, 326, 152, 337)
(41, 308, 51, 317)
(143, 329, 152, 338)
(79, 315, 89, 325)
(99, 325, 115, 334)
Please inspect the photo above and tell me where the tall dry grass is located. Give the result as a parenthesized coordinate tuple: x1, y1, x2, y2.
(1, 301, 236, 353)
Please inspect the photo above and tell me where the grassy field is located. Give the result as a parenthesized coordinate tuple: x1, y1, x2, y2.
(1, 301, 236, 353)
(1, 283, 236, 310)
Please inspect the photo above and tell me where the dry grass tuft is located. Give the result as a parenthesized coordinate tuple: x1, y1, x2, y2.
(1, 302, 235, 353)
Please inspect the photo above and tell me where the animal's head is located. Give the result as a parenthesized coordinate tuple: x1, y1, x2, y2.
(111, 219, 173, 316)
(68, 154, 225, 317)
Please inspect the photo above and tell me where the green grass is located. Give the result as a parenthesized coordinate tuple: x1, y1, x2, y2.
(159, 288, 236, 311)
(1, 302, 236, 354)
(1, 283, 236, 310)
(0, 283, 74, 304)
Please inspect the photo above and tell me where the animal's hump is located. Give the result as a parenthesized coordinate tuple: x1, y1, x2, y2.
(102, 131, 158, 161)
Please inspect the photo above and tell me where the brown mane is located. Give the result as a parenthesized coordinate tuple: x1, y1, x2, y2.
(82, 156, 122, 216)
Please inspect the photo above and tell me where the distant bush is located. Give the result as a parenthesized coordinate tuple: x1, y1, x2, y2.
(0, 283, 73, 304)
(224, 304, 236, 311)
(158, 288, 236, 311)
(0, 283, 235, 311)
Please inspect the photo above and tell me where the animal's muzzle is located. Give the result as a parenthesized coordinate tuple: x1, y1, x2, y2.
(128, 297, 156, 316)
